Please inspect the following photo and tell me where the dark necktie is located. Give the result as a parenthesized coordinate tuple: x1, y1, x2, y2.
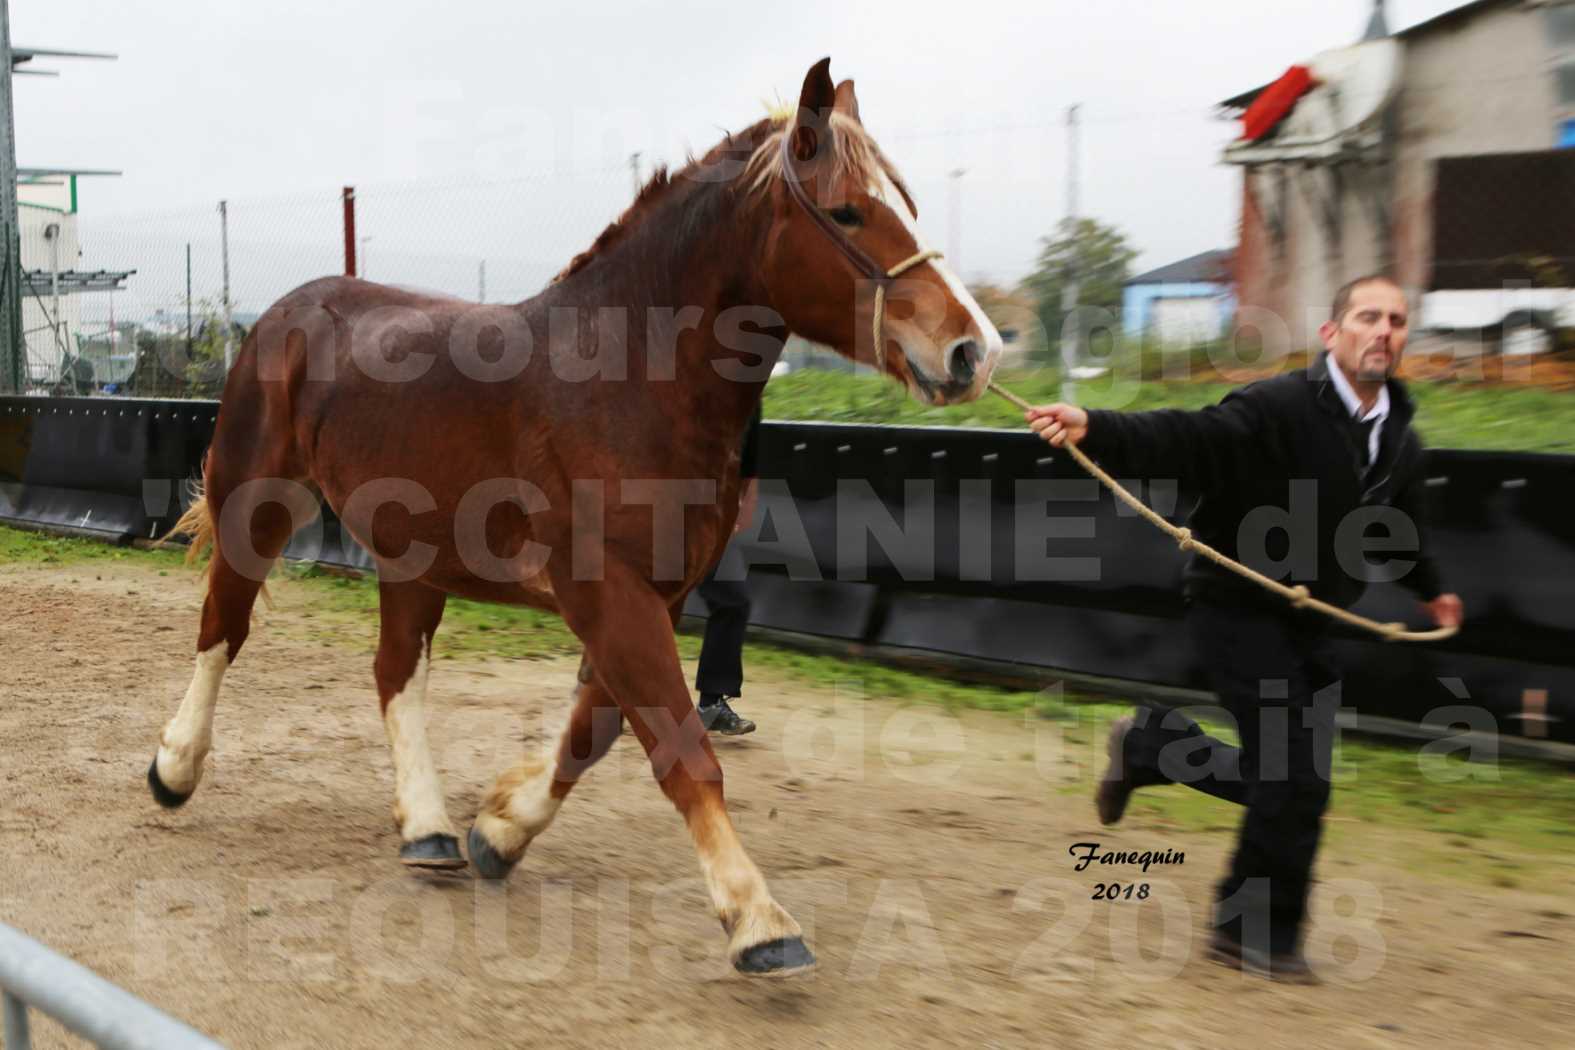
(1353, 416, 1378, 473)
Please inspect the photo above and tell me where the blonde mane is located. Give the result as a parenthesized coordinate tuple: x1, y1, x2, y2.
(553, 108, 912, 283)
(742, 112, 913, 205)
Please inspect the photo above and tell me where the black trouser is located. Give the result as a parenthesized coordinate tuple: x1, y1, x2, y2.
(693, 545, 751, 698)
(1122, 599, 1340, 955)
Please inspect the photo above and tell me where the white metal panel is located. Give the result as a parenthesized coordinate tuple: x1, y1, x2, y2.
(17, 209, 83, 384)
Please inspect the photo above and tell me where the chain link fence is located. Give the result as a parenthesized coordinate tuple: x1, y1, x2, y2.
(17, 166, 634, 398)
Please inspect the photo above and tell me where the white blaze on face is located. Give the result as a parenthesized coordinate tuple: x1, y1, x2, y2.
(382, 650, 458, 841)
(870, 169, 1004, 365)
(155, 645, 230, 795)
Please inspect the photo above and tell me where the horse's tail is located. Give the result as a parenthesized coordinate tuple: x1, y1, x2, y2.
(156, 475, 277, 610)
(156, 461, 274, 609)
(159, 476, 217, 580)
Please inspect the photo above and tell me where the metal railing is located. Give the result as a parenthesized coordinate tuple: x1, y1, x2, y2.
(0, 923, 225, 1050)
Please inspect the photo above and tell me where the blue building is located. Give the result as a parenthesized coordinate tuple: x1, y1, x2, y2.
(1121, 249, 1235, 343)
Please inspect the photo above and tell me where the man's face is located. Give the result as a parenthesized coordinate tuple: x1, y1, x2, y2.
(1320, 280, 1409, 384)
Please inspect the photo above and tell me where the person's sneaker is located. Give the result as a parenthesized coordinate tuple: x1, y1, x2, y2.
(1208, 931, 1320, 984)
(698, 696, 756, 736)
(1095, 715, 1137, 826)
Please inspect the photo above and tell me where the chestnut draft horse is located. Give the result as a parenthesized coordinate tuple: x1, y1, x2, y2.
(149, 58, 1002, 977)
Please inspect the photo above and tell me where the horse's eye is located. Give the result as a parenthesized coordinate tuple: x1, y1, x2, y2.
(827, 205, 863, 228)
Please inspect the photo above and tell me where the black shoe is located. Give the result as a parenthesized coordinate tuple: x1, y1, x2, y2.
(1095, 715, 1136, 826)
(698, 696, 756, 736)
(1208, 931, 1320, 984)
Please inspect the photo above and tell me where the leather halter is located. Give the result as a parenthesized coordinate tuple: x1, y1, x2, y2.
(777, 126, 942, 373)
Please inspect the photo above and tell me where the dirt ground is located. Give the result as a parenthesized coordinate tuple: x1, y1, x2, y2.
(1, 555, 1571, 1050)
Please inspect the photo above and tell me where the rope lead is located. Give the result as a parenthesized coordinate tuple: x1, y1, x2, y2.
(986, 380, 1457, 644)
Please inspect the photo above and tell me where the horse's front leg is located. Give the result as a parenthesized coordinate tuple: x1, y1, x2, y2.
(531, 561, 815, 977)
(466, 652, 624, 878)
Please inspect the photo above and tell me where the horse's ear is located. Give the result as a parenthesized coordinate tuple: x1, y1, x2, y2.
(833, 79, 861, 124)
(797, 57, 835, 115)
(792, 57, 835, 162)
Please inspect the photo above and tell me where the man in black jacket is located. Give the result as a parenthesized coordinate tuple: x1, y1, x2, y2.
(1027, 275, 1462, 980)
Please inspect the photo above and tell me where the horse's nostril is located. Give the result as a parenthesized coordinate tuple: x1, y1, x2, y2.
(948, 340, 980, 383)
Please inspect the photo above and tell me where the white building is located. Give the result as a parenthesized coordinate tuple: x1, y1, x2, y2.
(18, 174, 84, 385)
(1218, 0, 1575, 350)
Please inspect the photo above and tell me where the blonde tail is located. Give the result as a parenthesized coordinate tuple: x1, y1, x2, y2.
(160, 480, 217, 577)
(158, 478, 274, 609)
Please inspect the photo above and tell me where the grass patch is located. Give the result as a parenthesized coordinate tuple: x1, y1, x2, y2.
(726, 641, 1069, 717)
(763, 367, 1575, 453)
(763, 366, 1228, 430)
(273, 559, 1057, 714)
(0, 526, 186, 568)
(1082, 714, 1575, 884)
(276, 561, 584, 661)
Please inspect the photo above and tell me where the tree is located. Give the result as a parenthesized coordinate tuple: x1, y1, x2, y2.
(1022, 217, 1138, 364)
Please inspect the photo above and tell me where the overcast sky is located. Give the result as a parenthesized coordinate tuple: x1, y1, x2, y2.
(12, 0, 1468, 315)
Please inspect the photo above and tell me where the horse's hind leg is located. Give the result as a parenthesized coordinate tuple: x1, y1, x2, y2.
(468, 653, 624, 879)
(375, 580, 466, 870)
(149, 488, 301, 808)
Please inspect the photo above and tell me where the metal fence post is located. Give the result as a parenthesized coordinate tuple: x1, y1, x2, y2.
(0, 0, 24, 395)
(2, 990, 30, 1050)
(342, 185, 356, 276)
(0, 923, 225, 1049)
(218, 200, 233, 372)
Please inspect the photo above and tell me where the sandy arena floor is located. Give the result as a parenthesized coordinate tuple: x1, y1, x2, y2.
(1, 555, 1570, 1049)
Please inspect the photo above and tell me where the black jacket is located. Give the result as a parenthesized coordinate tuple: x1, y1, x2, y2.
(1081, 353, 1443, 612)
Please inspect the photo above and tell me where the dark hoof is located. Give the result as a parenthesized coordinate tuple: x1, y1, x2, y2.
(147, 756, 192, 809)
(467, 825, 519, 881)
(398, 833, 467, 870)
(734, 937, 817, 977)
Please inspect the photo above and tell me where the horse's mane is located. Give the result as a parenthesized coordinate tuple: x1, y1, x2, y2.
(551, 165, 683, 282)
(552, 111, 912, 283)
(742, 112, 913, 209)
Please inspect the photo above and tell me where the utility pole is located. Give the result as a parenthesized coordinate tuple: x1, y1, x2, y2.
(44, 221, 61, 359)
(629, 151, 642, 196)
(0, 1, 22, 393)
(1061, 103, 1082, 399)
(185, 242, 192, 353)
(478, 259, 486, 303)
(1065, 103, 1080, 229)
(947, 168, 965, 278)
(342, 186, 356, 276)
(218, 199, 233, 372)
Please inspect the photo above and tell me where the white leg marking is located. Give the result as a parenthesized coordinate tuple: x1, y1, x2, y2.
(383, 652, 458, 841)
(155, 645, 229, 795)
(474, 714, 570, 860)
(688, 806, 802, 961)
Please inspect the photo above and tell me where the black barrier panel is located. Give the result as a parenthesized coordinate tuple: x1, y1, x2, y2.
(746, 423, 1575, 650)
(0, 400, 158, 540)
(684, 572, 880, 645)
(1, 399, 1570, 744)
(744, 422, 1575, 743)
(0, 397, 376, 571)
(746, 424, 1198, 615)
(871, 590, 1196, 688)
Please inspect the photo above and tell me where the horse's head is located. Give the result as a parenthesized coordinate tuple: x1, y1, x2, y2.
(750, 58, 1002, 405)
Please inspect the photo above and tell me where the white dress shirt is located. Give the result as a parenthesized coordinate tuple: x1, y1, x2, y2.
(1325, 357, 1390, 468)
